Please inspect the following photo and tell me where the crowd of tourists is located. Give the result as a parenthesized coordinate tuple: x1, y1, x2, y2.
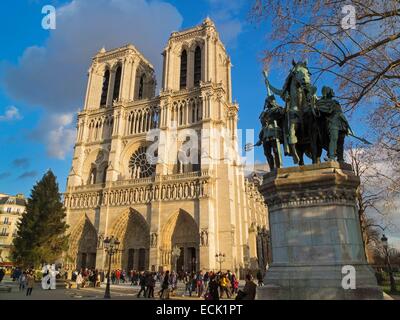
(2, 267, 36, 296)
(62, 267, 259, 300)
(106, 269, 257, 300)
(1, 265, 260, 300)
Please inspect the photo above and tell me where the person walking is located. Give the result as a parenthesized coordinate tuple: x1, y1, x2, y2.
(76, 272, 83, 289)
(183, 274, 192, 297)
(115, 269, 121, 284)
(242, 274, 257, 300)
(0, 268, 5, 283)
(231, 273, 239, 296)
(169, 271, 177, 296)
(203, 271, 209, 292)
(26, 272, 35, 296)
(159, 270, 170, 299)
(190, 272, 197, 296)
(19, 271, 27, 291)
(196, 271, 204, 297)
(219, 273, 231, 299)
(147, 272, 156, 298)
(137, 271, 147, 298)
(95, 270, 101, 287)
(207, 275, 220, 300)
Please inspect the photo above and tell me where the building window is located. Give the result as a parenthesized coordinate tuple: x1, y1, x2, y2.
(193, 148, 201, 172)
(6, 208, 11, 213)
(138, 74, 145, 100)
(102, 165, 108, 183)
(129, 146, 156, 179)
(4, 217, 9, 224)
(194, 46, 201, 86)
(112, 65, 122, 102)
(180, 50, 187, 89)
(100, 69, 110, 106)
(1, 228, 6, 235)
(89, 168, 97, 185)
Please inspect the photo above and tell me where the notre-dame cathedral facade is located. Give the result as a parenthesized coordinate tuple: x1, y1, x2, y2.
(63, 18, 269, 277)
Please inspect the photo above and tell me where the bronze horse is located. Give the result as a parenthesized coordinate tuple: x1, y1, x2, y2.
(264, 61, 328, 165)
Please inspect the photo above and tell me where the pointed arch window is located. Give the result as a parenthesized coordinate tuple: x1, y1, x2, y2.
(194, 46, 201, 86)
(102, 165, 108, 183)
(89, 168, 97, 185)
(180, 50, 187, 89)
(100, 69, 110, 106)
(112, 65, 122, 102)
(138, 74, 145, 99)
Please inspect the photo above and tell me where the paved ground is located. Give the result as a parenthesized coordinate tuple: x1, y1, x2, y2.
(1, 276, 398, 300)
(0, 276, 242, 300)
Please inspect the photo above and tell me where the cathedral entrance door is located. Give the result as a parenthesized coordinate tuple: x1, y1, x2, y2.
(138, 248, 146, 271)
(176, 247, 184, 272)
(127, 249, 134, 271)
(80, 253, 87, 269)
(162, 210, 200, 272)
(188, 247, 196, 272)
(113, 209, 150, 272)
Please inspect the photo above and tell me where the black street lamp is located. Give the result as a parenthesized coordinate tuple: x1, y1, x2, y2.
(215, 252, 225, 272)
(381, 234, 397, 293)
(103, 236, 120, 299)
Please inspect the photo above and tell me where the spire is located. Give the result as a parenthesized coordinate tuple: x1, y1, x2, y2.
(203, 16, 215, 27)
(99, 46, 106, 54)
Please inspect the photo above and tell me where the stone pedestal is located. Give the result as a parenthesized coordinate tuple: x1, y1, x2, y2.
(257, 162, 383, 300)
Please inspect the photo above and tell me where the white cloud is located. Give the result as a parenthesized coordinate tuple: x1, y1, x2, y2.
(45, 113, 76, 160)
(1, 0, 182, 159)
(3, 0, 182, 112)
(206, 0, 246, 47)
(0, 106, 22, 121)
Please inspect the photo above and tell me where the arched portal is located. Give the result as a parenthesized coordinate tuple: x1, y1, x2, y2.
(67, 215, 98, 270)
(110, 208, 150, 271)
(160, 210, 199, 273)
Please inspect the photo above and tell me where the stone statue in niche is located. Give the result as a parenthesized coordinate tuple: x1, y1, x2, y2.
(200, 229, 208, 246)
(150, 232, 158, 247)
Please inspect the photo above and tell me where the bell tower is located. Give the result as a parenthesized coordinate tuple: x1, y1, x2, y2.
(67, 44, 156, 188)
(162, 17, 232, 102)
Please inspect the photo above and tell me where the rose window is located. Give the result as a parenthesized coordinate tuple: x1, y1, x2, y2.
(129, 146, 156, 178)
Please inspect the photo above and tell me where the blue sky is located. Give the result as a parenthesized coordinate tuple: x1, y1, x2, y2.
(0, 0, 281, 196)
(0, 1, 397, 244)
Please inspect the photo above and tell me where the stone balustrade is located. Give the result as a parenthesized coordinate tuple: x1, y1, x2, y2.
(64, 170, 211, 209)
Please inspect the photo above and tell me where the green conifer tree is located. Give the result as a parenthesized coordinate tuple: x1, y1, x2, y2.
(12, 170, 69, 268)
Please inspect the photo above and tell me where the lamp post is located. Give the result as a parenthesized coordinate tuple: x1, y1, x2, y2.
(171, 246, 181, 273)
(381, 234, 396, 293)
(103, 236, 120, 299)
(215, 252, 225, 272)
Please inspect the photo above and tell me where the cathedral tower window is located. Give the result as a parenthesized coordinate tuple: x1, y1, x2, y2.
(138, 74, 145, 100)
(100, 69, 110, 106)
(194, 46, 201, 86)
(180, 50, 187, 89)
(89, 168, 97, 184)
(102, 165, 108, 183)
(112, 65, 122, 102)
